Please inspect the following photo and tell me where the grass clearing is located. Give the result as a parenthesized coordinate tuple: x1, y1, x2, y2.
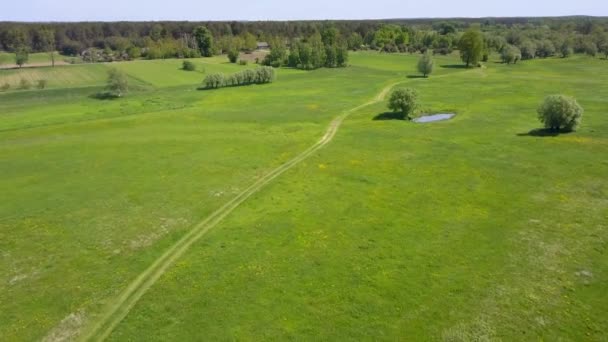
(1, 52, 607, 341)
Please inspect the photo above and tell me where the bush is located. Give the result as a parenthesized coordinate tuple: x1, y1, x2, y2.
(182, 60, 196, 71)
(227, 49, 239, 63)
(19, 78, 31, 90)
(37, 80, 48, 89)
(388, 88, 418, 120)
(0, 83, 10, 91)
(239, 60, 248, 65)
(537, 95, 583, 131)
(204, 73, 225, 89)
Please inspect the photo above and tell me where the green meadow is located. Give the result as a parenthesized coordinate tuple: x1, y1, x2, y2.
(1, 52, 607, 341)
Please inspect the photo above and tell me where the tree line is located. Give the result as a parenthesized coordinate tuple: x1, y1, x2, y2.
(1, 17, 607, 67)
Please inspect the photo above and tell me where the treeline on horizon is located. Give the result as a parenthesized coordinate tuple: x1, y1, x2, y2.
(1, 17, 607, 67)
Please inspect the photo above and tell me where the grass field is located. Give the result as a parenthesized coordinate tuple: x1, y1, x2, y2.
(1, 52, 607, 341)
(0, 51, 59, 66)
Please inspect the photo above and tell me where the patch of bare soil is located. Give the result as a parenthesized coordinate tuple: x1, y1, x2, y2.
(238, 50, 269, 63)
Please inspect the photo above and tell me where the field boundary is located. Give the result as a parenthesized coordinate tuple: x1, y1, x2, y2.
(77, 71, 463, 341)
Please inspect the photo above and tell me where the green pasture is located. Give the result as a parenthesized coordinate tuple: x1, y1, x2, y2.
(1, 52, 607, 341)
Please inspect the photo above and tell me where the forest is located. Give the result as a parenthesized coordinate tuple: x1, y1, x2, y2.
(1, 17, 608, 65)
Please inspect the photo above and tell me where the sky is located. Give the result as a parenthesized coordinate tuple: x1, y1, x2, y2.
(2, 0, 607, 22)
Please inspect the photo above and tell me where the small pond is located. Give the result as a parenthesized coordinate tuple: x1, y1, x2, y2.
(413, 113, 455, 123)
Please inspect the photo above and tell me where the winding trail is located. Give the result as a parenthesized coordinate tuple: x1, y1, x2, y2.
(79, 75, 445, 341)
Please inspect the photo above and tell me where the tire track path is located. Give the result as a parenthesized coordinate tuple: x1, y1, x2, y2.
(80, 75, 448, 341)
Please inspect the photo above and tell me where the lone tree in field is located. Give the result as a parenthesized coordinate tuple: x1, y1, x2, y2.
(537, 95, 583, 132)
(15, 49, 28, 68)
(458, 29, 484, 67)
(194, 26, 214, 57)
(106, 68, 128, 97)
(417, 51, 434, 77)
(388, 88, 418, 120)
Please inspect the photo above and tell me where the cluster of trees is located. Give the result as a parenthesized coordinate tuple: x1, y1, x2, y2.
(2, 18, 607, 69)
(203, 66, 275, 89)
(261, 29, 349, 70)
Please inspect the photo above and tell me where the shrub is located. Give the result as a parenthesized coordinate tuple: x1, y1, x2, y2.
(202, 67, 275, 90)
(255, 66, 275, 84)
(182, 60, 196, 71)
(37, 79, 48, 89)
(417, 51, 434, 77)
(204, 73, 225, 89)
(239, 60, 248, 65)
(19, 78, 31, 90)
(227, 49, 239, 63)
(1, 83, 10, 91)
(388, 88, 418, 120)
(537, 95, 583, 131)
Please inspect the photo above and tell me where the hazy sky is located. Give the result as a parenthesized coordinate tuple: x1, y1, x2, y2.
(2, 0, 607, 21)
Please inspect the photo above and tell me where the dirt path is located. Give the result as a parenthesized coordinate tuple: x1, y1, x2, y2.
(78, 72, 464, 341)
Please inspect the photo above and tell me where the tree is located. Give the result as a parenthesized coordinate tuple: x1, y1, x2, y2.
(194, 26, 214, 57)
(150, 24, 165, 42)
(560, 42, 573, 58)
(519, 40, 537, 60)
(262, 38, 287, 67)
(242, 32, 257, 52)
(388, 88, 418, 120)
(126, 46, 141, 60)
(584, 42, 598, 57)
(417, 51, 434, 77)
(537, 95, 583, 131)
(458, 29, 484, 67)
(15, 49, 28, 68)
(227, 49, 239, 63)
(38, 29, 56, 67)
(321, 26, 340, 46)
(600, 40, 608, 59)
(336, 44, 349, 67)
(537, 40, 555, 58)
(501, 44, 521, 64)
(347, 32, 363, 50)
(106, 68, 128, 97)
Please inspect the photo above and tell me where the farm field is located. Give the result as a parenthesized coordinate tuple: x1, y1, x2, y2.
(1, 52, 607, 341)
